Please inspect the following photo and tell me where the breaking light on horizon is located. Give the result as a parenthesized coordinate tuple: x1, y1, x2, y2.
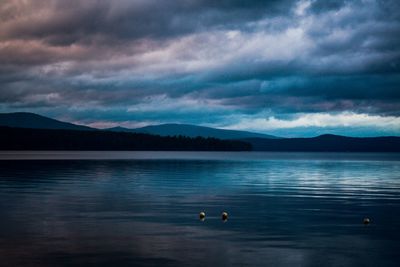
(0, 0, 399, 137)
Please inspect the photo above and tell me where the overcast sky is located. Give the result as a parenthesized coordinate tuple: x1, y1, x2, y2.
(1, 0, 399, 137)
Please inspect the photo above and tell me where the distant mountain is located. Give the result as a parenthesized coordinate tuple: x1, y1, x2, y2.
(2, 112, 399, 152)
(0, 112, 94, 131)
(106, 126, 135, 133)
(107, 123, 279, 140)
(244, 134, 400, 152)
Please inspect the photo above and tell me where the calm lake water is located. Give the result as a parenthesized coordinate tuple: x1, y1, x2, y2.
(1, 151, 400, 266)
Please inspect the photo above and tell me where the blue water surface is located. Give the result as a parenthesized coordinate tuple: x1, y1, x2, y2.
(0, 151, 399, 266)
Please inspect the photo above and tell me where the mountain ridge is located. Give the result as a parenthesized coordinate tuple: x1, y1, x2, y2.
(107, 123, 279, 140)
(1, 113, 399, 150)
(0, 112, 278, 139)
(243, 135, 400, 152)
(0, 112, 94, 131)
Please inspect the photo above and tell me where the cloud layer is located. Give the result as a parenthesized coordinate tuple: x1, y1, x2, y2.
(1, 0, 399, 136)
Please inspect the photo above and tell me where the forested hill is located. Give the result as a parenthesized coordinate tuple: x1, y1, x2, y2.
(0, 112, 94, 131)
(0, 126, 251, 151)
(244, 134, 400, 152)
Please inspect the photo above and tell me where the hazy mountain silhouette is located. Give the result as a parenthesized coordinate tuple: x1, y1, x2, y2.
(0, 112, 94, 131)
(1, 112, 399, 152)
(0, 112, 277, 139)
(244, 134, 400, 152)
(107, 123, 278, 139)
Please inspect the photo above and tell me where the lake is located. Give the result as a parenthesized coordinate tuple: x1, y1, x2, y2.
(1, 151, 400, 266)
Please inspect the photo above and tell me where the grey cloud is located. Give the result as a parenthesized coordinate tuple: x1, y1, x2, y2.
(0, 0, 295, 44)
(0, 0, 399, 132)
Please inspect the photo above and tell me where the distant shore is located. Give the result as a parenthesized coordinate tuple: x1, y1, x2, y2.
(1, 151, 400, 161)
(1, 126, 400, 152)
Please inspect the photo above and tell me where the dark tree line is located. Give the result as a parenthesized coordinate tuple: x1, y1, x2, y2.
(244, 134, 400, 152)
(0, 126, 252, 151)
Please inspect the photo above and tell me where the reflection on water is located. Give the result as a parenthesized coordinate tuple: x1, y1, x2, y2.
(0, 152, 400, 266)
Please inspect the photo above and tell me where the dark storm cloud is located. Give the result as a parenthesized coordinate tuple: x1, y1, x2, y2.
(0, 0, 399, 135)
(0, 0, 294, 45)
